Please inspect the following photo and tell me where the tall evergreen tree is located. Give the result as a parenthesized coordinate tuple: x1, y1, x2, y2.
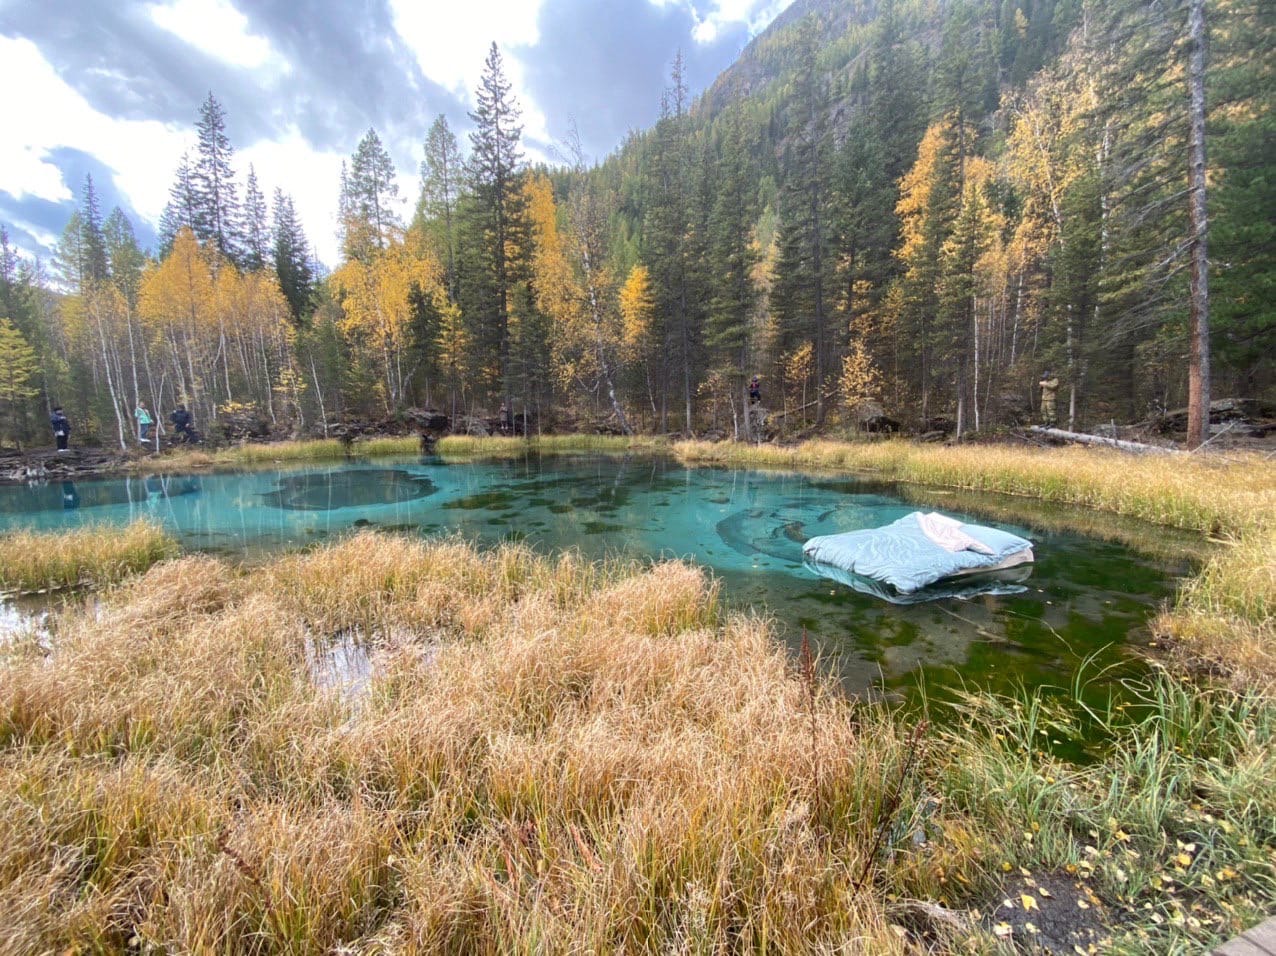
(241, 165, 270, 271)
(642, 51, 704, 432)
(705, 118, 759, 436)
(103, 208, 145, 310)
(158, 152, 198, 256)
(191, 92, 241, 262)
(272, 189, 314, 321)
(770, 20, 833, 420)
(78, 175, 109, 287)
(463, 43, 530, 404)
(414, 115, 465, 301)
(340, 128, 400, 262)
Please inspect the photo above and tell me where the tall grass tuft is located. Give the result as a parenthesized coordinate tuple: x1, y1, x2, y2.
(1157, 531, 1276, 692)
(0, 521, 179, 594)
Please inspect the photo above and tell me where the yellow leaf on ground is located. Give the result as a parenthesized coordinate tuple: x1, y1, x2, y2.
(1021, 894, 1038, 911)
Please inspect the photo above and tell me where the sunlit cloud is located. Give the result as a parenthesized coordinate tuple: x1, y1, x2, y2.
(147, 0, 285, 72)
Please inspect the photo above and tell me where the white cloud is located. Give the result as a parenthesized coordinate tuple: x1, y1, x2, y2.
(238, 133, 347, 265)
(0, 36, 190, 233)
(388, 0, 553, 149)
(147, 0, 286, 72)
(688, 0, 789, 44)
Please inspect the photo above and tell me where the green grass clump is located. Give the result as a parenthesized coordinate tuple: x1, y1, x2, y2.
(0, 521, 179, 594)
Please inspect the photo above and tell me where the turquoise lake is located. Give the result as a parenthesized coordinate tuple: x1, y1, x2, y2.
(0, 453, 1191, 700)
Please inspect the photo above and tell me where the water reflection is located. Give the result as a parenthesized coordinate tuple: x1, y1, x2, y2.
(0, 455, 1190, 700)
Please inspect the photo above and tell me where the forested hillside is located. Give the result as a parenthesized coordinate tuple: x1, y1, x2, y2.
(1, 0, 1270, 449)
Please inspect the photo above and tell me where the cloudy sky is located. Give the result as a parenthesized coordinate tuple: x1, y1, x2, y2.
(1, 0, 792, 267)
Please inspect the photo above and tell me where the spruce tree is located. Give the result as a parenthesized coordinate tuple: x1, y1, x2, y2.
(272, 189, 314, 321)
(771, 21, 833, 420)
(705, 118, 759, 434)
(103, 208, 145, 310)
(79, 175, 108, 287)
(191, 92, 241, 262)
(464, 43, 530, 404)
(241, 165, 270, 271)
(415, 115, 464, 301)
(340, 128, 400, 262)
(158, 152, 198, 256)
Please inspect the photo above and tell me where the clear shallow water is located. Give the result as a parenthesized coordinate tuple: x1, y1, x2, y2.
(0, 454, 1188, 700)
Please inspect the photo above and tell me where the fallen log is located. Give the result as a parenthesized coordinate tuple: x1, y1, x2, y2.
(1028, 426, 1181, 455)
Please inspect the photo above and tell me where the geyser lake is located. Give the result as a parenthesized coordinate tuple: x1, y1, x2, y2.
(0, 453, 1193, 702)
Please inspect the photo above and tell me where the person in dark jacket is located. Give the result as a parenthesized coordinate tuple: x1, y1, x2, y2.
(170, 403, 195, 443)
(748, 376, 762, 405)
(50, 406, 70, 451)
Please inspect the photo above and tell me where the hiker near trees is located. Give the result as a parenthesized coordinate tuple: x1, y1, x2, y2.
(50, 406, 70, 451)
(170, 403, 196, 443)
(134, 401, 153, 442)
(1039, 372, 1059, 426)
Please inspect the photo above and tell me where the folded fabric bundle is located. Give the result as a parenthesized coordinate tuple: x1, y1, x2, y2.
(802, 511, 1034, 596)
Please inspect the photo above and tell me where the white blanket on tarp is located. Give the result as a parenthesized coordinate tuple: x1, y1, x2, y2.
(916, 511, 995, 554)
(802, 512, 1033, 594)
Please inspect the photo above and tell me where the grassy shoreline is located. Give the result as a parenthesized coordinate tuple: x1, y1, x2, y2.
(2, 437, 1272, 949)
(0, 522, 179, 595)
(1, 533, 1271, 952)
(141, 433, 664, 473)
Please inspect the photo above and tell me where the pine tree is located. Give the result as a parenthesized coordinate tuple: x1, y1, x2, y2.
(463, 43, 530, 405)
(415, 115, 464, 301)
(79, 175, 109, 287)
(340, 128, 400, 262)
(241, 165, 270, 271)
(771, 20, 833, 420)
(158, 152, 198, 256)
(642, 51, 703, 431)
(272, 189, 314, 321)
(705, 118, 759, 436)
(103, 208, 145, 310)
(191, 92, 241, 262)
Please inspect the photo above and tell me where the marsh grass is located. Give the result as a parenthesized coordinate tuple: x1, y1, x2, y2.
(0, 521, 179, 595)
(673, 439, 1274, 537)
(144, 434, 664, 473)
(1, 533, 1270, 952)
(437, 433, 666, 458)
(1157, 532, 1276, 692)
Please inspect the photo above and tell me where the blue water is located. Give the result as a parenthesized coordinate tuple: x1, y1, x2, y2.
(0, 454, 1185, 698)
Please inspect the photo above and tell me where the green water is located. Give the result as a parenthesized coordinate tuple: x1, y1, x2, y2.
(0, 454, 1190, 699)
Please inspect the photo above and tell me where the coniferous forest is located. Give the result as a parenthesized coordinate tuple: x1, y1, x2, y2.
(1, 0, 1271, 450)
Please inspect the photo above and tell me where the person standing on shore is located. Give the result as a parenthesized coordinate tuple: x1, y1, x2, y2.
(1039, 371, 1059, 426)
(50, 406, 70, 452)
(134, 400, 153, 443)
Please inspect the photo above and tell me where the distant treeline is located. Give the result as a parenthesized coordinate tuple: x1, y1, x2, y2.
(1, 0, 1270, 448)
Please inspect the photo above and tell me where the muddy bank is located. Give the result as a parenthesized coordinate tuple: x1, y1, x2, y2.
(0, 447, 135, 484)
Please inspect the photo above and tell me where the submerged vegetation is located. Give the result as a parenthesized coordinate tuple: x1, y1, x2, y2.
(0, 521, 178, 595)
(0, 533, 1271, 952)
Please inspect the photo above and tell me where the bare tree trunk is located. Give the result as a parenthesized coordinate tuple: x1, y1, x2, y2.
(1185, 0, 1210, 449)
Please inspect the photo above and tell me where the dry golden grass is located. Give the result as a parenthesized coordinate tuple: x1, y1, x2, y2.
(673, 439, 1275, 537)
(0, 521, 179, 594)
(1, 534, 1270, 952)
(1158, 532, 1276, 693)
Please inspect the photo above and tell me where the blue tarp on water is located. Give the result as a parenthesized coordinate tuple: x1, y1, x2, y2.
(803, 512, 1033, 598)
